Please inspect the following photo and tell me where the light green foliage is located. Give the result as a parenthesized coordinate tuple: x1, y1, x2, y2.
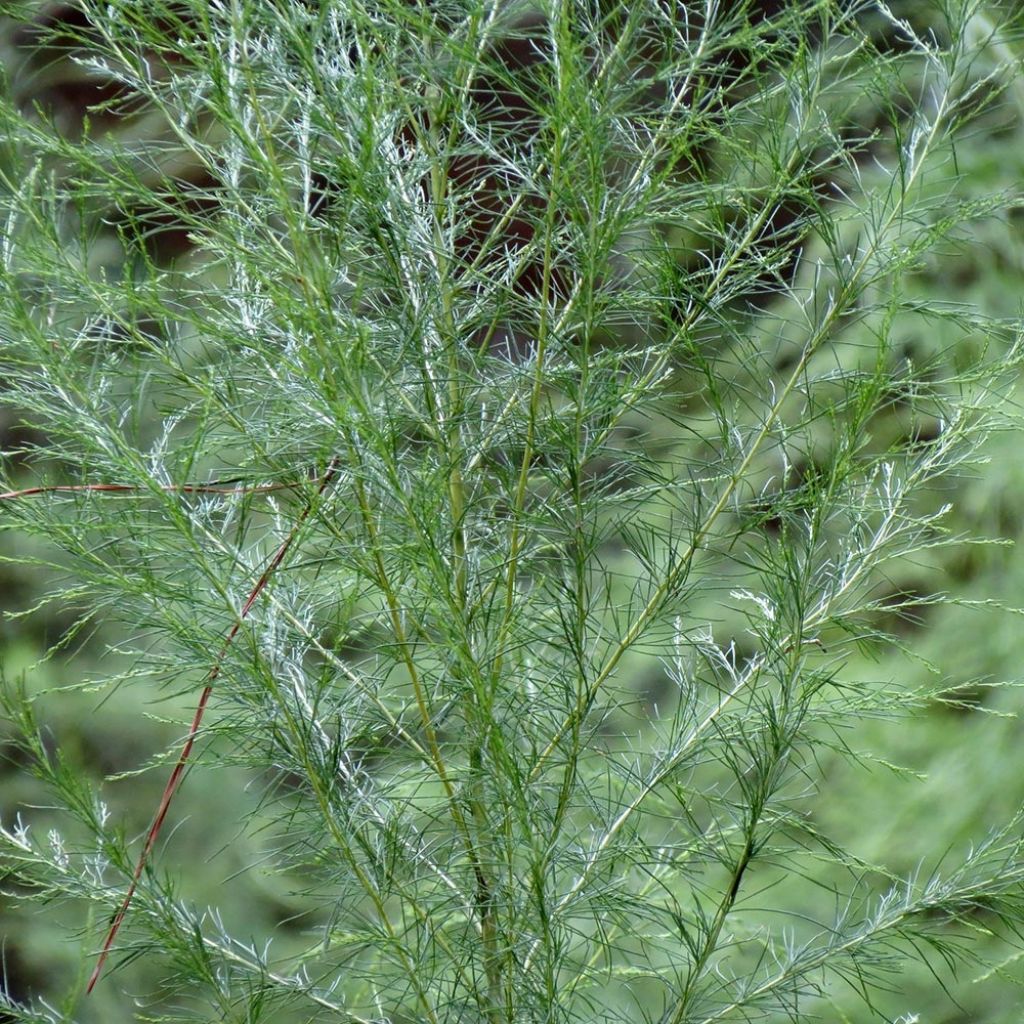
(1, 1, 1023, 1021)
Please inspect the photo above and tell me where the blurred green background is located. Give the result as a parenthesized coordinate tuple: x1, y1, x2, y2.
(1, 2, 1023, 1021)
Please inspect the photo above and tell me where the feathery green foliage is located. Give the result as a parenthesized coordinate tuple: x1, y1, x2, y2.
(1, 1, 1023, 1021)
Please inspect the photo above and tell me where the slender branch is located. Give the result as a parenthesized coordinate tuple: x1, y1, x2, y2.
(0, 478, 298, 501)
(79, 456, 340, 993)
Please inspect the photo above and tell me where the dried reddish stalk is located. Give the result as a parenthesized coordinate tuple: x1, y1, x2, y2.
(0, 478, 293, 501)
(1, 459, 340, 992)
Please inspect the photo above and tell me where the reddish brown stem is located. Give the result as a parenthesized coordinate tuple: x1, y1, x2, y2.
(0, 479, 294, 501)
(80, 456, 340, 993)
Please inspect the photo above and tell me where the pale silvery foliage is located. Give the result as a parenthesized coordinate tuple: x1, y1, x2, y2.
(0, 1, 1023, 1022)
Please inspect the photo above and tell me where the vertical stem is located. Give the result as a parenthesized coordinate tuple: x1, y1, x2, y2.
(425, 38, 507, 1016)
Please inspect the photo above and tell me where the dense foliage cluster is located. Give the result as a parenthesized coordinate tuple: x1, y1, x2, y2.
(1, 2, 1023, 1021)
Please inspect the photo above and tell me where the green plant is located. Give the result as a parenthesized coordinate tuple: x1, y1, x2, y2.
(1, 1, 1023, 1021)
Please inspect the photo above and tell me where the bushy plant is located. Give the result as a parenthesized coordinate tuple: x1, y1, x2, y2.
(1, 1, 1023, 1021)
